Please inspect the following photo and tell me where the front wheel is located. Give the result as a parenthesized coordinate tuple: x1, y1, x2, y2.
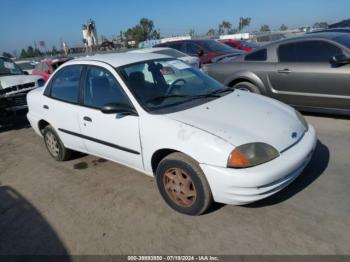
(156, 153, 213, 215)
(43, 125, 71, 161)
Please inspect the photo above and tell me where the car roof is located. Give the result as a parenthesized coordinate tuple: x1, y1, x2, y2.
(128, 47, 172, 53)
(69, 52, 170, 67)
(253, 32, 350, 51)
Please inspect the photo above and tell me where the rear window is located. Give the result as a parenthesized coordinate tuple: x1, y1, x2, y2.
(245, 49, 267, 61)
(153, 49, 186, 58)
(199, 40, 235, 53)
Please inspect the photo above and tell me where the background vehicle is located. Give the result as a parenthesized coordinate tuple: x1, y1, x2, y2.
(203, 32, 350, 115)
(16, 60, 38, 74)
(251, 33, 287, 46)
(0, 57, 43, 121)
(155, 39, 243, 66)
(32, 57, 72, 81)
(129, 47, 200, 68)
(219, 39, 258, 53)
(27, 53, 316, 215)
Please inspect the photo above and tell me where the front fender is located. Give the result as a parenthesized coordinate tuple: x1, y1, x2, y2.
(140, 115, 234, 174)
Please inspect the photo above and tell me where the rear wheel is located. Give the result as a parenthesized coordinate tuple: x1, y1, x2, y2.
(233, 81, 261, 94)
(43, 125, 71, 161)
(156, 152, 213, 215)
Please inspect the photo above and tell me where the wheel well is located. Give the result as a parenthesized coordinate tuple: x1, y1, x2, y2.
(38, 120, 50, 134)
(151, 149, 178, 174)
(228, 78, 253, 87)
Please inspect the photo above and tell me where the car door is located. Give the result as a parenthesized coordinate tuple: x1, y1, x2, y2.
(268, 40, 350, 110)
(43, 65, 86, 151)
(78, 65, 143, 170)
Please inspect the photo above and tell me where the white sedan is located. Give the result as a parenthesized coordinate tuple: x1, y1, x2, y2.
(27, 53, 317, 215)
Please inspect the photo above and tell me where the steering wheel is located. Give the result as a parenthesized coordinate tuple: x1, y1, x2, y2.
(165, 78, 187, 96)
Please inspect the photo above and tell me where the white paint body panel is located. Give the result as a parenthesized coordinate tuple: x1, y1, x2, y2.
(26, 53, 317, 205)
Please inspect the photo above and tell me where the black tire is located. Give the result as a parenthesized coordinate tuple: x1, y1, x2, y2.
(233, 81, 261, 94)
(43, 125, 71, 161)
(156, 152, 213, 216)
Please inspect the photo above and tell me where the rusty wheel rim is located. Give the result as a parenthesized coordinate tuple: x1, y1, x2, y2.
(163, 168, 197, 208)
(45, 131, 59, 157)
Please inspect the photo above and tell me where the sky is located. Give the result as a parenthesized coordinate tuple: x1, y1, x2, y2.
(1, 0, 349, 54)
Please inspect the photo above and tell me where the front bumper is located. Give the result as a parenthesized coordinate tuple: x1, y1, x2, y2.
(200, 125, 317, 205)
(0, 90, 33, 113)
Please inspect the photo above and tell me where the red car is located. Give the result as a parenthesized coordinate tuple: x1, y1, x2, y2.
(219, 39, 258, 53)
(155, 39, 243, 66)
(32, 57, 71, 81)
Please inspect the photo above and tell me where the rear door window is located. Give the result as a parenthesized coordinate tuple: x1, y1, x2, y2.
(278, 41, 343, 62)
(50, 66, 82, 103)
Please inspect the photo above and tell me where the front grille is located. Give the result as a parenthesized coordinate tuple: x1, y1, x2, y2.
(0, 82, 35, 96)
(0, 90, 30, 109)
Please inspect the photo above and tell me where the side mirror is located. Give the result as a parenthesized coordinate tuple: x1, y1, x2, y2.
(100, 103, 138, 116)
(197, 49, 204, 57)
(330, 54, 350, 67)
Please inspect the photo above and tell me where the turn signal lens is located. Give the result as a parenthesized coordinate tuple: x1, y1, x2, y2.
(227, 143, 280, 168)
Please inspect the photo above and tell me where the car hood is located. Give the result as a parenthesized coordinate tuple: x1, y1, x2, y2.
(166, 90, 306, 152)
(0, 74, 41, 89)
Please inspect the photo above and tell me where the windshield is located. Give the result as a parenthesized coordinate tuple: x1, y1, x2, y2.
(17, 62, 35, 70)
(200, 40, 236, 53)
(0, 57, 24, 76)
(153, 49, 187, 58)
(118, 58, 225, 112)
(335, 34, 350, 49)
(241, 41, 258, 48)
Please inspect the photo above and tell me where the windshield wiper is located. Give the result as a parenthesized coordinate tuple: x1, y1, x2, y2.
(146, 92, 221, 105)
(146, 94, 191, 104)
(208, 86, 235, 95)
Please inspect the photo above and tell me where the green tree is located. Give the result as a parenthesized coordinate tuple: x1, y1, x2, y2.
(124, 18, 160, 46)
(218, 20, 232, 35)
(280, 24, 288, 31)
(51, 46, 59, 55)
(260, 24, 270, 32)
(238, 17, 251, 32)
(20, 49, 27, 58)
(206, 28, 216, 36)
(26, 46, 35, 57)
(2, 52, 13, 58)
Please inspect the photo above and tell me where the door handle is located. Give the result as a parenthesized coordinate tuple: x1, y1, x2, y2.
(83, 116, 92, 122)
(277, 69, 292, 74)
(43, 105, 49, 109)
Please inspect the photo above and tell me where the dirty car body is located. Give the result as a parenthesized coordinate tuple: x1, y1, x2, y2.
(27, 53, 317, 215)
(0, 57, 43, 119)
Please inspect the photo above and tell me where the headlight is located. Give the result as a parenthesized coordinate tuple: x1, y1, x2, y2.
(227, 143, 279, 168)
(295, 110, 308, 131)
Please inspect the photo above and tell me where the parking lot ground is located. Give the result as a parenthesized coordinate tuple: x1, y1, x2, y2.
(0, 114, 349, 255)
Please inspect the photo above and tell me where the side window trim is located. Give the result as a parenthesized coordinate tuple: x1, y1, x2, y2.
(44, 65, 84, 105)
(81, 65, 136, 111)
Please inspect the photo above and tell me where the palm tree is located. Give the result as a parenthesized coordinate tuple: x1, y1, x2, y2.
(238, 17, 251, 32)
(219, 20, 232, 35)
